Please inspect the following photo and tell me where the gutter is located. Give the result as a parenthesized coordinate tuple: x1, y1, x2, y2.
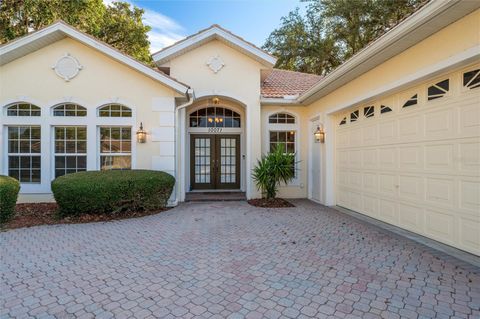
(260, 97, 303, 106)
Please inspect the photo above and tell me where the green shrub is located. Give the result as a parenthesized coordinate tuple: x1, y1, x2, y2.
(51, 170, 175, 217)
(252, 145, 296, 199)
(0, 175, 20, 223)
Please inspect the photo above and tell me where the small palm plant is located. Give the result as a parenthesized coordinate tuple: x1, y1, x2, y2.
(252, 145, 296, 199)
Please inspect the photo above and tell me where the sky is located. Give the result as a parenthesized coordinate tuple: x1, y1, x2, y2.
(105, 0, 305, 52)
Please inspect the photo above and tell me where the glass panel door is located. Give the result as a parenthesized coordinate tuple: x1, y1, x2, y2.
(191, 136, 214, 189)
(216, 136, 240, 189)
(190, 135, 240, 190)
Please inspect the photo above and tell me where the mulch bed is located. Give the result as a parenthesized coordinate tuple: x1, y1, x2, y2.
(1, 203, 168, 230)
(248, 198, 295, 208)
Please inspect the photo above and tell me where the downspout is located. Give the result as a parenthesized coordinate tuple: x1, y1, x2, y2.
(174, 88, 195, 204)
(177, 88, 195, 110)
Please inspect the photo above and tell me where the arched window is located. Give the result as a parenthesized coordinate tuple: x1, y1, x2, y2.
(6, 103, 41, 116)
(98, 104, 132, 117)
(189, 107, 241, 128)
(53, 103, 87, 116)
(269, 112, 295, 124)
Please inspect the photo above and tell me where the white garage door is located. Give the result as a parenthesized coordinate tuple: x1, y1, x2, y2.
(335, 65, 480, 256)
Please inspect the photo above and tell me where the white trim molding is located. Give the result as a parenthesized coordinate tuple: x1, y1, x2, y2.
(51, 53, 83, 81)
(152, 24, 277, 67)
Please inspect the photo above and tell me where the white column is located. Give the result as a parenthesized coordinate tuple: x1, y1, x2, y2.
(40, 124, 51, 192)
(324, 114, 336, 206)
(86, 123, 97, 171)
(246, 100, 262, 199)
(176, 107, 186, 202)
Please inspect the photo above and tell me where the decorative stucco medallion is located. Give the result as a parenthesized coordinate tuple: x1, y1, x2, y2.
(206, 55, 225, 73)
(52, 53, 83, 81)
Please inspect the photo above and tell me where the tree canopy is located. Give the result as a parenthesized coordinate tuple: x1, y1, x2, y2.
(263, 0, 426, 75)
(0, 0, 152, 64)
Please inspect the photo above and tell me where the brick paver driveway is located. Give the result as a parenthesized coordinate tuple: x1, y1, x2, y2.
(1, 200, 479, 319)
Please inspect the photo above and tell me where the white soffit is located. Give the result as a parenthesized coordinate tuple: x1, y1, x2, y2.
(152, 25, 277, 67)
(299, 0, 480, 105)
(0, 22, 189, 94)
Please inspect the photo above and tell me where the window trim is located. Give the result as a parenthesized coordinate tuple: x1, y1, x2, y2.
(5, 102, 41, 117)
(98, 126, 133, 171)
(6, 125, 42, 184)
(265, 110, 300, 185)
(52, 103, 87, 117)
(53, 126, 87, 178)
(268, 112, 296, 124)
(2, 99, 137, 193)
(98, 103, 133, 118)
(189, 106, 241, 128)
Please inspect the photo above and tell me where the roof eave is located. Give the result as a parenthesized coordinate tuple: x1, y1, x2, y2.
(0, 21, 190, 95)
(152, 26, 277, 67)
(298, 0, 480, 105)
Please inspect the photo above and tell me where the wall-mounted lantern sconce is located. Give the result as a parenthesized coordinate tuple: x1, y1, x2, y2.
(136, 122, 147, 143)
(314, 125, 325, 143)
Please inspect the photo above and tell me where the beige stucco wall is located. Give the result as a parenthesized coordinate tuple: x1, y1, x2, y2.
(0, 37, 181, 202)
(165, 39, 268, 198)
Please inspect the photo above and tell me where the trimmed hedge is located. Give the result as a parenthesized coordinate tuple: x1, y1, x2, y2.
(0, 175, 20, 223)
(51, 170, 175, 217)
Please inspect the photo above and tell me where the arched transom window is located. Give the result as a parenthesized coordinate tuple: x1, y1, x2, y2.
(189, 107, 241, 128)
(53, 103, 87, 116)
(269, 112, 295, 124)
(98, 104, 132, 117)
(6, 103, 41, 116)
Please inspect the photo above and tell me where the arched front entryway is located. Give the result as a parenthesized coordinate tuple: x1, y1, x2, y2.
(184, 96, 246, 195)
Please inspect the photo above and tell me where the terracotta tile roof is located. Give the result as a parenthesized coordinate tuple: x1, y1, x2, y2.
(261, 69, 323, 98)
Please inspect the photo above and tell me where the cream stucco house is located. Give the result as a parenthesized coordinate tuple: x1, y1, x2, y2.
(1, 1, 479, 255)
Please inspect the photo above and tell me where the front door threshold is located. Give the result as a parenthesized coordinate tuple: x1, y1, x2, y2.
(185, 192, 246, 202)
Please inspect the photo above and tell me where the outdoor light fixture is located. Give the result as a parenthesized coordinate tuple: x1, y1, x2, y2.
(136, 122, 147, 143)
(314, 125, 325, 143)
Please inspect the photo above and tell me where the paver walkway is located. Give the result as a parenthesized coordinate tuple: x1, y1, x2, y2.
(1, 200, 479, 319)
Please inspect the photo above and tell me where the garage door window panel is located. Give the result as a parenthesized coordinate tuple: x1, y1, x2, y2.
(350, 110, 359, 122)
(428, 79, 449, 101)
(463, 69, 480, 89)
(364, 106, 374, 118)
(381, 105, 392, 114)
(403, 94, 418, 108)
